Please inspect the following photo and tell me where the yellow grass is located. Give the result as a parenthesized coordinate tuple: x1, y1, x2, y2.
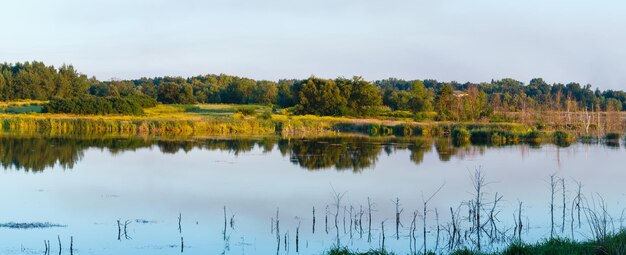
(0, 100, 48, 108)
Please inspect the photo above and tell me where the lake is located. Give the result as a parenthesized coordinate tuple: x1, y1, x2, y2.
(0, 134, 624, 254)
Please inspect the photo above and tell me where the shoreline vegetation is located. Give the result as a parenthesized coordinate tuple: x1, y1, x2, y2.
(0, 103, 623, 146)
(326, 230, 626, 254)
(0, 61, 624, 141)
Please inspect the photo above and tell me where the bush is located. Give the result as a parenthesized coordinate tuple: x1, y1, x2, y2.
(451, 127, 470, 143)
(126, 94, 158, 108)
(553, 130, 573, 146)
(258, 111, 272, 120)
(525, 130, 542, 140)
(470, 129, 492, 143)
(184, 105, 202, 112)
(236, 107, 257, 116)
(605, 133, 621, 140)
(43, 96, 148, 115)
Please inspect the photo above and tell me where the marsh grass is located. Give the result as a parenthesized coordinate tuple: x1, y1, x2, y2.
(0, 103, 621, 141)
(326, 231, 626, 255)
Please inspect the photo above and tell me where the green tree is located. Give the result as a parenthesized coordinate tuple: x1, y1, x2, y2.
(295, 77, 347, 116)
(346, 76, 382, 116)
(157, 82, 181, 104)
(435, 83, 456, 120)
(407, 80, 433, 113)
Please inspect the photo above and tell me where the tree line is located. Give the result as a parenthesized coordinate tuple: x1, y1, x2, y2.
(2, 62, 625, 119)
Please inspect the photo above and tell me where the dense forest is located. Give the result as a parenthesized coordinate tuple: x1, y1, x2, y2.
(1, 61, 625, 119)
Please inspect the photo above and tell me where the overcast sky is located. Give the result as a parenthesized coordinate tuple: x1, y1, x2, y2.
(2, 0, 625, 89)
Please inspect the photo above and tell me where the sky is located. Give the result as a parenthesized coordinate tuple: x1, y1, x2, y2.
(2, 0, 626, 89)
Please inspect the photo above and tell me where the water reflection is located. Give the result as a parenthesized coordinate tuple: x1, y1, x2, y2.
(0, 134, 622, 172)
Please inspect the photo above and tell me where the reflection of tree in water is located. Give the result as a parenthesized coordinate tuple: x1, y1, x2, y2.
(0, 135, 516, 173)
(407, 140, 433, 164)
(0, 137, 82, 172)
(280, 138, 382, 172)
(157, 139, 259, 155)
(0, 136, 154, 172)
(434, 139, 492, 162)
(434, 139, 457, 162)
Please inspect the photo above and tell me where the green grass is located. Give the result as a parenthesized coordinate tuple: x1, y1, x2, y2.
(0, 103, 621, 141)
(325, 231, 626, 255)
(2, 105, 44, 114)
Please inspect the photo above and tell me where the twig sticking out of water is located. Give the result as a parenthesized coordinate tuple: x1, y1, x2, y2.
(124, 220, 131, 240)
(381, 220, 386, 251)
(576, 182, 582, 228)
(359, 205, 364, 239)
(44, 240, 50, 255)
(422, 181, 445, 254)
(562, 178, 566, 234)
(349, 206, 354, 240)
(178, 213, 182, 234)
(296, 221, 301, 253)
(394, 197, 403, 240)
(368, 197, 373, 243)
(410, 211, 417, 254)
(284, 232, 288, 252)
(514, 201, 523, 242)
(70, 236, 73, 255)
(223, 206, 227, 241)
(331, 187, 345, 246)
(312, 206, 316, 234)
(343, 206, 347, 234)
(325, 205, 329, 234)
(275, 208, 280, 255)
(435, 208, 440, 251)
(117, 220, 121, 241)
(570, 181, 583, 239)
(470, 168, 486, 250)
(57, 235, 61, 255)
(230, 212, 236, 230)
(550, 174, 556, 238)
(447, 206, 462, 250)
(583, 194, 614, 241)
(484, 192, 503, 243)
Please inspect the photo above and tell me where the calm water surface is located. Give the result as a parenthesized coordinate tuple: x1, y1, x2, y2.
(0, 134, 624, 254)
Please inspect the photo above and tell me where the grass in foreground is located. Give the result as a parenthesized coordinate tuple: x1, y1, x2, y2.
(326, 231, 626, 255)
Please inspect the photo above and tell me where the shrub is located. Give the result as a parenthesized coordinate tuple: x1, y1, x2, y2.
(451, 127, 470, 143)
(553, 130, 573, 146)
(43, 96, 148, 115)
(236, 107, 257, 116)
(184, 105, 202, 112)
(258, 111, 272, 120)
(605, 133, 621, 140)
(525, 130, 542, 141)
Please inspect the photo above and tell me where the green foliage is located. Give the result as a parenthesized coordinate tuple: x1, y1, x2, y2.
(605, 132, 621, 140)
(3, 61, 626, 121)
(435, 83, 457, 120)
(295, 77, 348, 116)
(0, 62, 89, 101)
(183, 105, 202, 113)
(553, 130, 573, 146)
(524, 130, 542, 141)
(236, 107, 257, 116)
(451, 127, 470, 144)
(42, 96, 147, 115)
(258, 111, 272, 120)
(289, 76, 383, 117)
